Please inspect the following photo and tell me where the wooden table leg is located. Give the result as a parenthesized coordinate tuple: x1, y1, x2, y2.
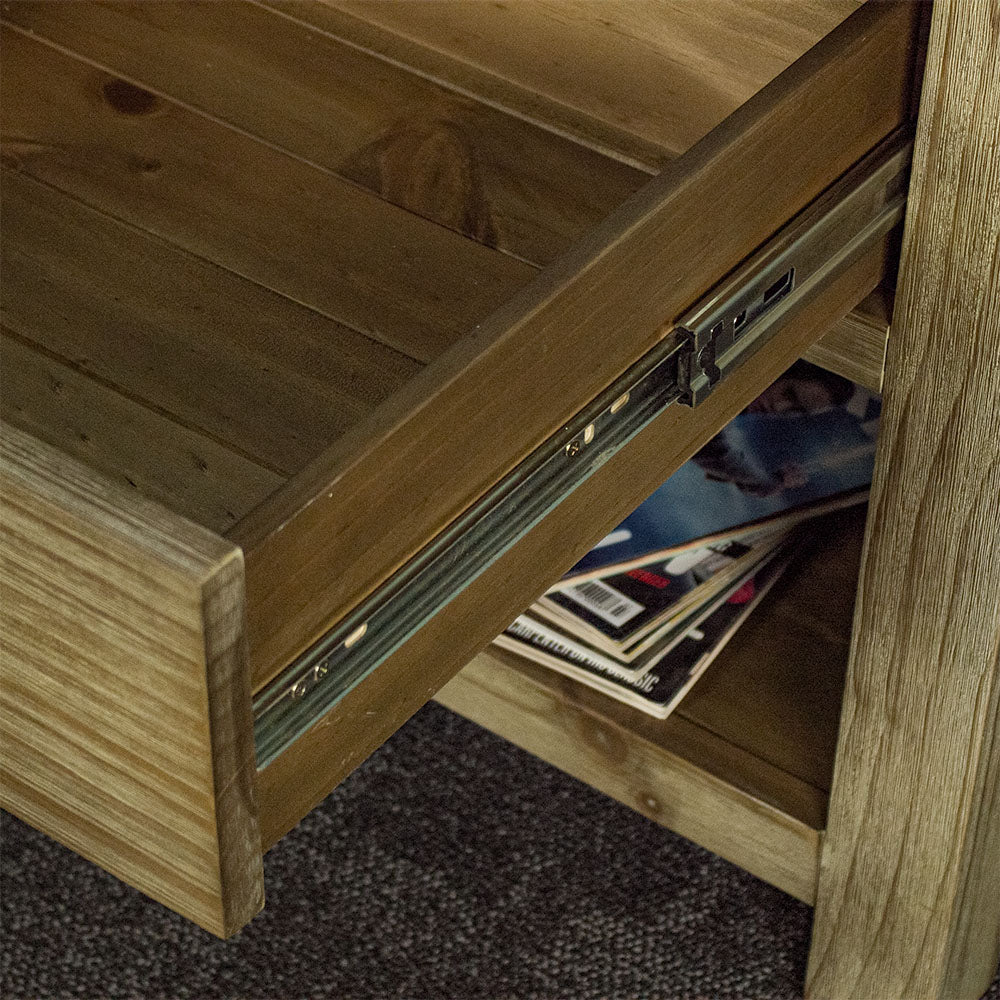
(806, 2, 1000, 997)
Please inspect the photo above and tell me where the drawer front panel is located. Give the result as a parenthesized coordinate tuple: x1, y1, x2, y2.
(0, 427, 263, 937)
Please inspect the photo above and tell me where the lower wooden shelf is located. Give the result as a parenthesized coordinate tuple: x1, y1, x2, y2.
(804, 284, 893, 392)
(436, 505, 867, 906)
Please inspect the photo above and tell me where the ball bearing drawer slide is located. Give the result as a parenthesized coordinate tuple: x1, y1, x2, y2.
(678, 134, 911, 405)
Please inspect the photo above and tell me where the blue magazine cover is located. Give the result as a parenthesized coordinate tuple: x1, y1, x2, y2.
(558, 361, 880, 587)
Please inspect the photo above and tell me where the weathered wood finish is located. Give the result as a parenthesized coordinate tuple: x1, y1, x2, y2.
(237, 1, 922, 690)
(1, 329, 283, 534)
(0, 427, 263, 937)
(0, 24, 534, 363)
(437, 649, 823, 905)
(0, 168, 419, 493)
(256, 229, 892, 849)
(262, 0, 668, 172)
(807, 1, 1000, 997)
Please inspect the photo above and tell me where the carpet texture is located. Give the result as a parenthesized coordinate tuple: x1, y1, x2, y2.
(2, 701, 998, 1000)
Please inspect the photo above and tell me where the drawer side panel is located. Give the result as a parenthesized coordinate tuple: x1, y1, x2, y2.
(0, 427, 263, 937)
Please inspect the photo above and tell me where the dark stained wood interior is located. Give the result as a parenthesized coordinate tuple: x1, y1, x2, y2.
(0, 1, 865, 539)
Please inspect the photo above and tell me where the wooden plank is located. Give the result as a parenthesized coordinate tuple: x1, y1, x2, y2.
(0, 25, 534, 363)
(803, 285, 893, 392)
(324, 0, 859, 158)
(264, 0, 670, 173)
(0, 426, 264, 937)
(678, 505, 866, 795)
(235, 1, 921, 690)
(0, 331, 283, 535)
(2, 0, 648, 267)
(807, 2, 1000, 997)
(255, 225, 891, 850)
(435, 648, 823, 905)
(0, 168, 420, 479)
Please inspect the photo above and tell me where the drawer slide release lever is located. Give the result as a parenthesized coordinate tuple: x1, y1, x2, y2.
(677, 133, 911, 406)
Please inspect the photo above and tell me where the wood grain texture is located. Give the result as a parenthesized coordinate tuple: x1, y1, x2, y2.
(1, 330, 283, 534)
(1, 0, 648, 267)
(436, 648, 823, 905)
(263, 0, 669, 172)
(0, 24, 534, 363)
(803, 285, 893, 392)
(235, 0, 921, 691)
(324, 0, 858, 158)
(807, 1, 1000, 997)
(255, 227, 891, 850)
(0, 168, 420, 482)
(0, 426, 264, 937)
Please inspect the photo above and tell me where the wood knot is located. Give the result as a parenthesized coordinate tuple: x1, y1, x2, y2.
(576, 718, 628, 762)
(638, 794, 662, 816)
(103, 79, 159, 116)
(342, 114, 497, 248)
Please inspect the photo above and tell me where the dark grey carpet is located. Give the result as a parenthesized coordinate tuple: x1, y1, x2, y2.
(2, 701, 998, 1000)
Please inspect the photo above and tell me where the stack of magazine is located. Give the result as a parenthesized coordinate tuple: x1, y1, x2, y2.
(493, 360, 881, 720)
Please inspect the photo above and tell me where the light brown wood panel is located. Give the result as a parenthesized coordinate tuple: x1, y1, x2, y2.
(256, 223, 891, 850)
(436, 648, 823, 905)
(0, 25, 534, 363)
(325, 0, 859, 158)
(803, 286, 892, 393)
(0, 168, 420, 479)
(0, 426, 263, 938)
(807, 1, 1000, 997)
(236, 1, 921, 690)
(2, 0, 648, 267)
(0, 331, 283, 534)
(678, 505, 865, 795)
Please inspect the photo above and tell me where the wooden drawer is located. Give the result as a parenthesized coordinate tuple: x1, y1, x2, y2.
(0, 0, 923, 936)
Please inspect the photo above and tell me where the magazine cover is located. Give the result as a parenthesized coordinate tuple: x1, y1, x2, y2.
(537, 530, 786, 653)
(509, 538, 790, 680)
(554, 361, 879, 587)
(496, 548, 793, 719)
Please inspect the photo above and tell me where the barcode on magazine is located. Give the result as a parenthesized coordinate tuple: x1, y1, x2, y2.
(564, 579, 643, 626)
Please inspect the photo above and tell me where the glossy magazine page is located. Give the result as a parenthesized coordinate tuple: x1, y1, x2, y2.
(537, 531, 786, 654)
(507, 538, 792, 681)
(496, 548, 794, 719)
(555, 361, 879, 588)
